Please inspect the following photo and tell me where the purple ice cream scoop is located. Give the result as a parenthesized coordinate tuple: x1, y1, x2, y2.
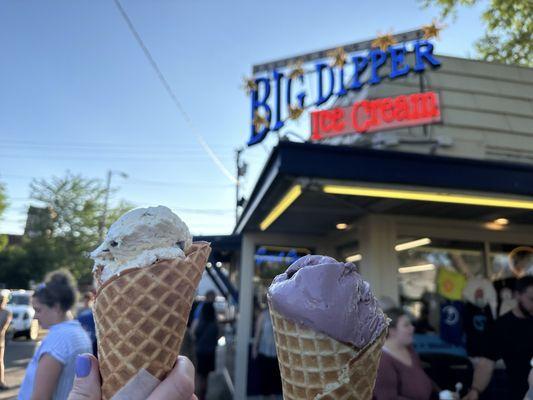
(268, 254, 387, 348)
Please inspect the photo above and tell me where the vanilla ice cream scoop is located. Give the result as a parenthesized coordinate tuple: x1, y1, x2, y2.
(268, 254, 388, 348)
(91, 206, 192, 285)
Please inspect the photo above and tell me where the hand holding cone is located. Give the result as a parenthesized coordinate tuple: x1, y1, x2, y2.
(94, 242, 211, 400)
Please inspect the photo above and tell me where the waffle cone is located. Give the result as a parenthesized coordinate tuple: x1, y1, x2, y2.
(94, 241, 211, 400)
(270, 306, 386, 400)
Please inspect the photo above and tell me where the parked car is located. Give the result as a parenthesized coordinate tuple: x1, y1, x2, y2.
(6, 290, 39, 340)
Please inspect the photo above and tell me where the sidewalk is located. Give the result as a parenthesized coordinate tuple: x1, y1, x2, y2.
(1, 336, 240, 400)
(0, 338, 40, 400)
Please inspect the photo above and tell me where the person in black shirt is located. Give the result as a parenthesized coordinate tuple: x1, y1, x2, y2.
(193, 301, 219, 400)
(463, 276, 533, 400)
(463, 302, 493, 357)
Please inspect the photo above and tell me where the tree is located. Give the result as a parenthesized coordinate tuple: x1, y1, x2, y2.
(27, 172, 134, 285)
(0, 238, 58, 289)
(0, 181, 7, 219)
(0, 182, 9, 255)
(421, 0, 532, 66)
(0, 235, 7, 252)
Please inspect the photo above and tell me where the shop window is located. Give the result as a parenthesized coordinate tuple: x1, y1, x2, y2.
(254, 245, 312, 282)
(253, 245, 313, 306)
(397, 238, 484, 321)
(489, 243, 533, 281)
(336, 241, 362, 265)
(251, 245, 313, 336)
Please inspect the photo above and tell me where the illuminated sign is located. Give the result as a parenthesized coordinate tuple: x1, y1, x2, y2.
(247, 38, 441, 146)
(311, 91, 441, 140)
(255, 245, 311, 280)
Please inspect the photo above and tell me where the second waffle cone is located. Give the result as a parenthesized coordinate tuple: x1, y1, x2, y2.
(270, 305, 386, 400)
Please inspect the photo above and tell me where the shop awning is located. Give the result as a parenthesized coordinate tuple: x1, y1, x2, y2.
(234, 142, 533, 235)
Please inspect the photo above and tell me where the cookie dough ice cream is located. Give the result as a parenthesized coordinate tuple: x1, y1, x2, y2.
(91, 205, 192, 286)
(90, 205, 210, 400)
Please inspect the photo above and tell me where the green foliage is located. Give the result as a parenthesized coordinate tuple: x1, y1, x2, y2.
(0, 235, 7, 252)
(0, 245, 31, 289)
(420, 0, 533, 66)
(0, 181, 7, 220)
(0, 236, 58, 289)
(0, 172, 134, 288)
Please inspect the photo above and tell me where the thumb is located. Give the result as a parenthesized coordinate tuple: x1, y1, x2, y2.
(147, 356, 195, 400)
(68, 354, 101, 400)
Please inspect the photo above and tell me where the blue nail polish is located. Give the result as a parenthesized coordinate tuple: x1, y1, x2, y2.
(76, 355, 91, 378)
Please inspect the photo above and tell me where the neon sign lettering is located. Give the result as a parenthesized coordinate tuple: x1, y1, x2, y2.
(248, 40, 441, 146)
(311, 92, 441, 140)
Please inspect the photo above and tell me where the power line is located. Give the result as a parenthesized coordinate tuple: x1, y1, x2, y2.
(0, 174, 234, 188)
(0, 153, 232, 162)
(4, 202, 232, 216)
(111, 0, 237, 184)
(127, 177, 233, 188)
(0, 139, 231, 148)
(160, 207, 233, 215)
(0, 141, 233, 151)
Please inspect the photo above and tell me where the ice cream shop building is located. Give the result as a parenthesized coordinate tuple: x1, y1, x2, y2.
(228, 28, 533, 398)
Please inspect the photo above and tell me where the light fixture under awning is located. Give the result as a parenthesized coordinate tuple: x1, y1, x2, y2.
(399, 264, 436, 273)
(346, 254, 362, 262)
(323, 185, 533, 210)
(260, 184, 302, 231)
(395, 238, 432, 252)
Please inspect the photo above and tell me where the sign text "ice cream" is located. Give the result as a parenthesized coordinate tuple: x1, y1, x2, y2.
(311, 92, 441, 140)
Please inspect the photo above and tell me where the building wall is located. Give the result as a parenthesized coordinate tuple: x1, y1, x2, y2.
(329, 56, 533, 164)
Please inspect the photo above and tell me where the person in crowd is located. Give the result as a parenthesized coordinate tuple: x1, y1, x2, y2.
(181, 300, 199, 367)
(193, 300, 219, 400)
(76, 292, 97, 357)
(0, 291, 12, 391)
(373, 308, 437, 400)
(67, 354, 197, 400)
(190, 290, 216, 332)
(414, 302, 436, 334)
(463, 275, 533, 400)
(252, 302, 282, 399)
(525, 364, 533, 400)
(18, 270, 92, 400)
(76, 292, 94, 316)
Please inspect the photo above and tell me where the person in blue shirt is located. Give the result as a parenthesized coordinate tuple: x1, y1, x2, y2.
(191, 290, 216, 327)
(76, 292, 97, 357)
(18, 270, 92, 400)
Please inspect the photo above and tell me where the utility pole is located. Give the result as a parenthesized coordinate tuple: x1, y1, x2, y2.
(235, 149, 242, 225)
(98, 170, 112, 242)
(235, 148, 247, 225)
(98, 170, 128, 242)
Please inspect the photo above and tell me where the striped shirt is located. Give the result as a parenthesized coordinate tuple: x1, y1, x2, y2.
(19, 320, 92, 400)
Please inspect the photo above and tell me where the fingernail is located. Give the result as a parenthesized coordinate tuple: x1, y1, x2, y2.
(75, 355, 91, 378)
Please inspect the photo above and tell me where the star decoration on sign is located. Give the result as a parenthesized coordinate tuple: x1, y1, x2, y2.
(242, 76, 258, 95)
(288, 60, 305, 79)
(422, 20, 445, 40)
(371, 32, 397, 51)
(288, 105, 304, 120)
(327, 47, 347, 68)
(253, 110, 268, 131)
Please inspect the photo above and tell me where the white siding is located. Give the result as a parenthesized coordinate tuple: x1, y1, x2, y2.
(333, 55, 533, 164)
